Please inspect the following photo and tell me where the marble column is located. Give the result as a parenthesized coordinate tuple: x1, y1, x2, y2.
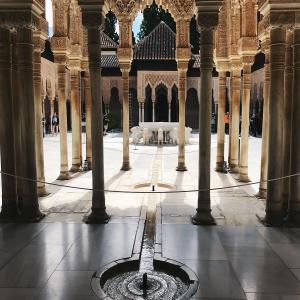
(33, 36, 47, 196)
(168, 103, 171, 122)
(258, 38, 270, 198)
(265, 27, 286, 225)
(229, 68, 241, 173)
(215, 71, 226, 172)
(139, 102, 142, 123)
(84, 73, 92, 170)
(16, 26, 43, 220)
(289, 27, 300, 225)
(121, 68, 131, 171)
(176, 67, 187, 171)
(57, 64, 70, 180)
(282, 30, 293, 212)
(70, 69, 82, 173)
(0, 27, 18, 218)
(152, 101, 155, 122)
(142, 102, 145, 122)
(192, 24, 216, 225)
(83, 22, 109, 223)
(239, 63, 252, 182)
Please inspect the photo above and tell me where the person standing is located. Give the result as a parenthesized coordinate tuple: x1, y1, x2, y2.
(52, 112, 59, 136)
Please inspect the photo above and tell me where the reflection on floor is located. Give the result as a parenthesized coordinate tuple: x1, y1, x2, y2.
(0, 133, 299, 299)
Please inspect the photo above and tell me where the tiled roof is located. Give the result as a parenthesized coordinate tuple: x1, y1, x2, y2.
(101, 31, 118, 49)
(101, 54, 119, 68)
(192, 54, 200, 68)
(133, 22, 176, 60)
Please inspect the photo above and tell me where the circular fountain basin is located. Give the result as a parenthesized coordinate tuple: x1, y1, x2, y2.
(91, 258, 198, 299)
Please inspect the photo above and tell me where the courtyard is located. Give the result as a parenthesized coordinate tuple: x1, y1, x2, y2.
(0, 134, 300, 299)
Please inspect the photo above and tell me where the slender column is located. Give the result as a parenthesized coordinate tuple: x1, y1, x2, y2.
(282, 30, 293, 212)
(152, 101, 155, 122)
(0, 27, 18, 218)
(83, 21, 109, 223)
(70, 70, 82, 172)
(16, 26, 43, 220)
(216, 71, 226, 172)
(138, 102, 142, 123)
(229, 68, 241, 173)
(289, 27, 300, 225)
(168, 103, 171, 122)
(239, 64, 252, 182)
(142, 102, 145, 122)
(33, 36, 47, 196)
(57, 64, 70, 180)
(176, 67, 188, 171)
(265, 27, 286, 225)
(258, 38, 270, 198)
(84, 73, 92, 170)
(121, 68, 131, 171)
(192, 25, 216, 225)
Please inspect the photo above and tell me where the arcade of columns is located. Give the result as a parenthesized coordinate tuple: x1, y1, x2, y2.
(0, 0, 300, 226)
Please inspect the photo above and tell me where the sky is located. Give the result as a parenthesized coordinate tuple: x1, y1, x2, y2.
(45, 0, 143, 39)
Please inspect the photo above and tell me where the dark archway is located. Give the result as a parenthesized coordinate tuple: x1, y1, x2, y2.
(144, 84, 152, 122)
(171, 85, 178, 122)
(44, 96, 51, 134)
(67, 99, 71, 131)
(155, 84, 168, 122)
(129, 88, 139, 127)
(109, 87, 121, 130)
(186, 88, 199, 129)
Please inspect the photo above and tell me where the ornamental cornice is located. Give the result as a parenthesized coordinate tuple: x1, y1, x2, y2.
(0, 11, 40, 30)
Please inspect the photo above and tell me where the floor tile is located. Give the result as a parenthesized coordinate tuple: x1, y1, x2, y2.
(183, 259, 246, 299)
(0, 288, 38, 300)
(162, 225, 227, 261)
(230, 256, 300, 293)
(269, 243, 300, 268)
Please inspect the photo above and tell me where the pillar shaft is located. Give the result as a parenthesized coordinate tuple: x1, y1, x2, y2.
(229, 70, 241, 173)
(84, 73, 92, 170)
(265, 27, 286, 225)
(142, 102, 144, 122)
(0, 27, 18, 217)
(289, 28, 300, 225)
(239, 64, 252, 182)
(85, 25, 109, 223)
(16, 26, 43, 219)
(33, 37, 47, 196)
(168, 103, 171, 122)
(152, 101, 155, 122)
(57, 64, 70, 180)
(192, 28, 215, 225)
(70, 70, 82, 172)
(176, 68, 187, 171)
(121, 68, 130, 171)
(282, 31, 293, 211)
(216, 71, 226, 172)
(138, 102, 142, 123)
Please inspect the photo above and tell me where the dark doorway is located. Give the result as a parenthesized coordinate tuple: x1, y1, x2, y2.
(109, 87, 121, 130)
(186, 88, 199, 129)
(144, 84, 152, 122)
(155, 84, 168, 122)
(44, 96, 51, 134)
(129, 88, 139, 127)
(171, 85, 178, 122)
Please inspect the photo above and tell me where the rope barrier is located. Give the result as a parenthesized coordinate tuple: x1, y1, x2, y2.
(0, 169, 299, 194)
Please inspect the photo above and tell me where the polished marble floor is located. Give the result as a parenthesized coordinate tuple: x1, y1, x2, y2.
(0, 133, 299, 299)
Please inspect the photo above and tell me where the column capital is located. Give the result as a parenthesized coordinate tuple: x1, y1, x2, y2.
(197, 12, 219, 31)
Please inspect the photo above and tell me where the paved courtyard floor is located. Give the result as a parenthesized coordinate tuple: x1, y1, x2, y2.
(0, 133, 300, 299)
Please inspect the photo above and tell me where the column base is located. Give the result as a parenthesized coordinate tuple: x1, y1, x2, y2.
(38, 186, 50, 198)
(191, 210, 216, 225)
(84, 208, 110, 224)
(121, 161, 131, 171)
(176, 163, 187, 172)
(238, 174, 250, 182)
(255, 188, 267, 199)
(259, 211, 286, 227)
(287, 211, 300, 227)
(0, 203, 20, 219)
(57, 171, 71, 180)
(229, 164, 239, 173)
(215, 161, 228, 173)
(19, 206, 45, 222)
(69, 164, 82, 173)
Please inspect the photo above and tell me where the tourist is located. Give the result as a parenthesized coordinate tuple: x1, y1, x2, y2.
(52, 112, 59, 136)
(224, 112, 229, 134)
(103, 113, 109, 136)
